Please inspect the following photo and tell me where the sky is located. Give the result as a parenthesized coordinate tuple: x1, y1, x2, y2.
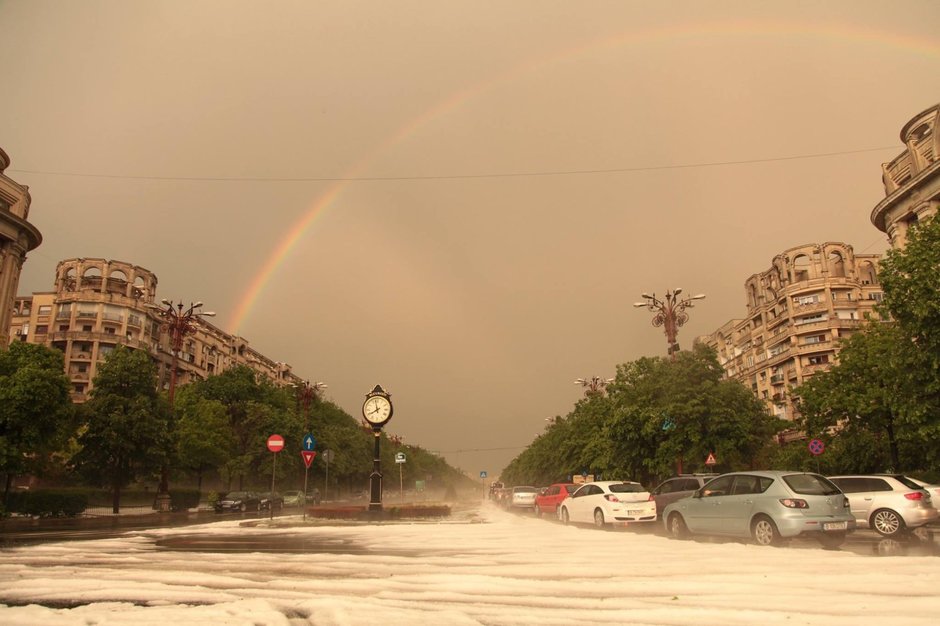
(0, 505, 938, 624)
(2, 0, 939, 476)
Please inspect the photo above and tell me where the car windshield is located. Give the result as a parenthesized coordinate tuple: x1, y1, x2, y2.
(783, 474, 840, 496)
(609, 483, 645, 493)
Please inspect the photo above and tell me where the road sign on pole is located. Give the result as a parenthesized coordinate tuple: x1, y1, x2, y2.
(301, 450, 317, 468)
(303, 434, 316, 451)
(267, 434, 285, 453)
(808, 439, 825, 456)
(480, 471, 487, 479)
(705, 452, 717, 466)
(395, 452, 406, 464)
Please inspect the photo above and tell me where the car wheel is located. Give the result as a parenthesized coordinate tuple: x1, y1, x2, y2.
(871, 508, 905, 537)
(534, 505, 542, 518)
(238, 503, 245, 513)
(561, 507, 570, 525)
(751, 515, 782, 546)
(817, 532, 846, 550)
(667, 513, 689, 540)
(593, 508, 606, 528)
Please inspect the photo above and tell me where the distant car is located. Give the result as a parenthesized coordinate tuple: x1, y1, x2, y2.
(663, 471, 855, 548)
(907, 477, 940, 507)
(559, 481, 656, 527)
(510, 486, 539, 510)
(534, 483, 578, 518)
(259, 492, 284, 512)
(282, 491, 306, 507)
(828, 474, 938, 537)
(651, 474, 718, 519)
(214, 491, 261, 513)
(308, 487, 322, 505)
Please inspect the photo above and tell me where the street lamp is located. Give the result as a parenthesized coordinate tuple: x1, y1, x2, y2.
(574, 376, 614, 396)
(146, 300, 215, 510)
(292, 380, 327, 431)
(633, 289, 705, 359)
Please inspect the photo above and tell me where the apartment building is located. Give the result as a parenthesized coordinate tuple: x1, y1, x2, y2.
(9, 257, 300, 401)
(698, 242, 882, 422)
(872, 103, 939, 248)
(0, 147, 42, 350)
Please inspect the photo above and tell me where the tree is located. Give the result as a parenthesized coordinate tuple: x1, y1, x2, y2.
(173, 392, 231, 493)
(879, 213, 940, 368)
(72, 346, 170, 513)
(795, 321, 939, 474)
(0, 342, 74, 504)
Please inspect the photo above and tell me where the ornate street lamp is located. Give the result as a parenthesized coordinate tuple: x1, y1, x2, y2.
(293, 380, 327, 430)
(574, 376, 614, 396)
(146, 299, 215, 510)
(633, 288, 705, 359)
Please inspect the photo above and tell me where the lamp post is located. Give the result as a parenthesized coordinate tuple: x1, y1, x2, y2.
(293, 380, 327, 431)
(633, 288, 705, 359)
(147, 299, 215, 511)
(574, 376, 614, 396)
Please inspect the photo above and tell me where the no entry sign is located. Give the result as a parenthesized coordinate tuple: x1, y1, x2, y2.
(267, 434, 285, 453)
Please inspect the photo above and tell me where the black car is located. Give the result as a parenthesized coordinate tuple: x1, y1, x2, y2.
(214, 491, 261, 513)
(259, 492, 284, 512)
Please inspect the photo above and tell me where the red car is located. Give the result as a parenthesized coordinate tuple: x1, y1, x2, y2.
(534, 483, 578, 518)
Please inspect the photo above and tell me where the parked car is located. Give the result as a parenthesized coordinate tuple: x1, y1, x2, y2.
(308, 487, 322, 505)
(827, 474, 938, 537)
(651, 474, 718, 518)
(282, 491, 306, 507)
(534, 483, 578, 517)
(559, 481, 656, 527)
(259, 492, 284, 512)
(908, 477, 940, 507)
(662, 471, 855, 548)
(509, 486, 539, 510)
(214, 491, 261, 513)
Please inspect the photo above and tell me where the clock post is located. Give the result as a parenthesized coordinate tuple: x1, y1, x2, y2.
(362, 384, 393, 512)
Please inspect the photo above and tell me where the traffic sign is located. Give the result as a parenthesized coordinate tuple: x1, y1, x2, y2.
(808, 438, 825, 456)
(395, 452, 406, 464)
(267, 434, 285, 453)
(301, 450, 317, 468)
(705, 452, 717, 466)
(480, 471, 487, 479)
(303, 434, 316, 451)
(322, 449, 335, 463)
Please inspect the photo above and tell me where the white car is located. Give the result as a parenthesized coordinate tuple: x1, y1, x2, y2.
(908, 477, 940, 506)
(559, 481, 656, 527)
(828, 474, 938, 536)
(509, 486, 539, 510)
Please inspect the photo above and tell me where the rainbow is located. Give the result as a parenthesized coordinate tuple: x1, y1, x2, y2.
(227, 18, 940, 332)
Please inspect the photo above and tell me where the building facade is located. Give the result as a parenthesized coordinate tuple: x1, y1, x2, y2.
(0, 148, 43, 350)
(698, 242, 882, 422)
(872, 103, 940, 248)
(9, 257, 300, 401)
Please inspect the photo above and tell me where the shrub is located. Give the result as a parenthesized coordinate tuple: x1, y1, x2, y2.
(6, 490, 88, 518)
(169, 488, 201, 512)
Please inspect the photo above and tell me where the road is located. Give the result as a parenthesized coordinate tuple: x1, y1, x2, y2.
(1, 502, 938, 625)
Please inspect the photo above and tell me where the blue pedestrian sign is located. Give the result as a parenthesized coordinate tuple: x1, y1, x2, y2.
(480, 471, 487, 479)
(303, 434, 316, 451)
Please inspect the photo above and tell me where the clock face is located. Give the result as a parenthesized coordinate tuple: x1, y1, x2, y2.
(362, 395, 392, 424)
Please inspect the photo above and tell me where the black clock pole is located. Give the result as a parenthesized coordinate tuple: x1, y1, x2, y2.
(369, 429, 383, 512)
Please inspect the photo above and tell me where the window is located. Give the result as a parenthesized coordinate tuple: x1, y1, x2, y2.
(35, 325, 48, 335)
(702, 476, 733, 497)
(784, 474, 839, 495)
(105, 327, 116, 334)
(803, 334, 827, 345)
(38, 305, 52, 315)
(731, 475, 764, 495)
(59, 325, 69, 332)
(73, 384, 86, 394)
(806, 355, 830, 366)
(795, 313, 827, 325)
(793, 294, 821, 306)
(82, 325, 93, 332)
(868, 293, 884, 302)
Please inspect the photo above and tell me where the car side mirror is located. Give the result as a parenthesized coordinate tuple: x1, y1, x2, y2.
(693, 489, 703, 498)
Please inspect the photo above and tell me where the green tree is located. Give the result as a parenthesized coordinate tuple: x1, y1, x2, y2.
(879, 213, 940, 368)
(173, 391, 232, 493)
(0, 342, 74, 504)
(796, 321, 938, 474)
(73, 346, 170, 512)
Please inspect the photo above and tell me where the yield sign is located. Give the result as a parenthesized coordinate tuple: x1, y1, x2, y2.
(301, 450, 317, 468)
(705, 452, 717, 466)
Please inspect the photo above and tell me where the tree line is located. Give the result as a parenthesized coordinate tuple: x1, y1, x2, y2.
(502, 215, 940, 487)
(2, 347, 472, 513)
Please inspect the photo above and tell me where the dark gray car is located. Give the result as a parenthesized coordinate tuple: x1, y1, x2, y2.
(651, 474, 717, 518)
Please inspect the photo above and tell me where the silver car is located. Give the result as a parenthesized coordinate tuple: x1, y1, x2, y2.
(510, 486, 539, 510)
(662, 471, 855, 548)
(828, 474, 938, 537)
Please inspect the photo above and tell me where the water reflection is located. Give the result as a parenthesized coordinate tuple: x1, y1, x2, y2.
(871, 529, 939, 557)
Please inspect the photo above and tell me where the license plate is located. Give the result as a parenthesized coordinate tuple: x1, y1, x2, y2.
(823, 522, 847, 531)
(628, 510, 643, 515)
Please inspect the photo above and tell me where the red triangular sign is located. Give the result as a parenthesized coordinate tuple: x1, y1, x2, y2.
(705, 452, 717, 465)
(301, 450, 317, 468)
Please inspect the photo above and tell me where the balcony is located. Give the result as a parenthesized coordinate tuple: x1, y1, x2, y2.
(102, 312, 124, 322)
(770, 373, 785, 384)
(792, 300, 828, 315)
(796, 340, 833, 354)
(76, 310, 98, 319)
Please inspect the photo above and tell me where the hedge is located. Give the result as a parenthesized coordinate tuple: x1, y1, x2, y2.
(5, 490, 88, 518)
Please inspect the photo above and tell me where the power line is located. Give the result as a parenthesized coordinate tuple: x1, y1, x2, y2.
(8, 146, 898, 183)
